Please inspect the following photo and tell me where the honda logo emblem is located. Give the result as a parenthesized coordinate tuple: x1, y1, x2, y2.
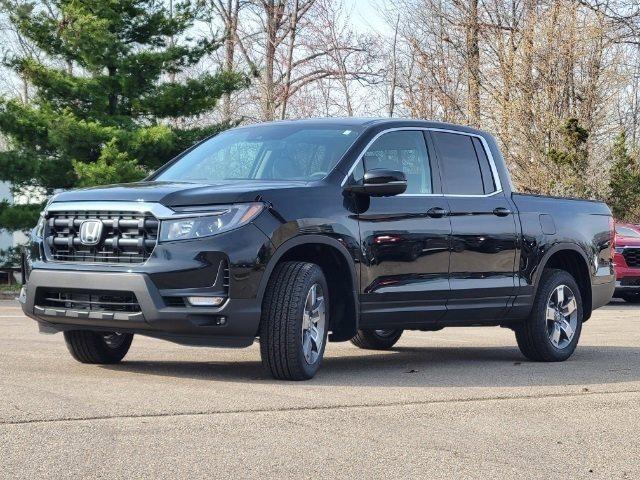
(79, 220, 103, 246)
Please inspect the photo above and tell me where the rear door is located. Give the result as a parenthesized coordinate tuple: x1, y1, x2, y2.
(428, 130, 518, 323)
(353, 129, 452, 328)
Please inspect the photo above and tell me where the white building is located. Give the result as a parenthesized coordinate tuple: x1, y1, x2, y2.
(0, 181, 29, 256)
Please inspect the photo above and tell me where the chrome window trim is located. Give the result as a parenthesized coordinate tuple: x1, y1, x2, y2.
(340, 126, 504, 198)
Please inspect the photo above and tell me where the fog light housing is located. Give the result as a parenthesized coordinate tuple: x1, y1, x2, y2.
(186, 296, 225, 307)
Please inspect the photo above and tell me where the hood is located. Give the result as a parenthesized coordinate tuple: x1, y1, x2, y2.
(51, 180, 310, 207)
(616, 235, 640, 248)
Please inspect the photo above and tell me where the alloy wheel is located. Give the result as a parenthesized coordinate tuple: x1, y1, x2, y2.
(374, 329, 398, 337)
(102, 332, 127, 349)
(301, 283, 326, 365)
(546, 285, 578, 349)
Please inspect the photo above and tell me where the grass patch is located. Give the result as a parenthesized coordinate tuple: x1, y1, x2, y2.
(0, 283, 22, 293)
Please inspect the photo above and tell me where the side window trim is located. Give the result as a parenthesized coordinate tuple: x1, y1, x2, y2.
(471, 136, 496, 194)
(344, 128, 439, 196)
(341, 127, 502, 197)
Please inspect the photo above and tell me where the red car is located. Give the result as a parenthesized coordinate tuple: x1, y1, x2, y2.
(614, 222, 640, 303)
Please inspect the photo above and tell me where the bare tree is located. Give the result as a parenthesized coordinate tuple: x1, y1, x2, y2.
(210, 0, 246, 122)
(465, 0, 480, 126)
(388, 14, 400, 117)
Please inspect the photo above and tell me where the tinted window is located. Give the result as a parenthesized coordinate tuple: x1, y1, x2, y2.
(363, 131, 432, 194)
(433, 132, 486, 195)
(154, 125, 362, 182)
(472, 137, 496, 194)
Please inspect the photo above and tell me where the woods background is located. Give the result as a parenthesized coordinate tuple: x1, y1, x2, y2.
(0, 0, 640, 258)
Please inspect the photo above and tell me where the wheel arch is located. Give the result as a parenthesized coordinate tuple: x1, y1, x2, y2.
(534, 243, 593, 320)
(258, 235, 359, 341)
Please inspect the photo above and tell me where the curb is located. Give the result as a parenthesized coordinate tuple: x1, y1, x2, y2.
(0, 293, 18, 301)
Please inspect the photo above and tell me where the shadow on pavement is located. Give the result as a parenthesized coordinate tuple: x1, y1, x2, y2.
(101, 344, 640, 387)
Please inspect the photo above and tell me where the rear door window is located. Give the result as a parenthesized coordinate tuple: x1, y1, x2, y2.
(432, 132, 496, 195)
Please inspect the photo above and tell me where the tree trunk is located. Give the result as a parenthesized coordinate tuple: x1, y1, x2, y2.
(388, 14, 400, 117)
(222, 0, 239, 123)
(280, 0, 299, 119)
(107, 66, 118, 115)
(262, 0, 279, 121)
(466, 0, 480, 127)
(168, 0, 176, 83)
(22, 76, 28, 104)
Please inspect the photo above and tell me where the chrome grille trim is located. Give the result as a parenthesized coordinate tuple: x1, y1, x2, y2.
(44, 206, 160, 264)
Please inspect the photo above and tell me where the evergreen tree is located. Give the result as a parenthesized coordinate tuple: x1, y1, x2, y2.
(608, 131, 640, 221)
(0, 0, 248, 232)
(546, 118, 590, 197)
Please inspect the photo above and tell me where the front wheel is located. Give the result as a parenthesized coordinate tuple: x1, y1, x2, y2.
(259, 261, 329, 380)
(350, 329, 403, 350)
(64, 331, 133, 364)
(515, 269, 583, 362)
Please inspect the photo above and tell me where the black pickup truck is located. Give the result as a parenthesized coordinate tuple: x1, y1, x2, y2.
(20, 118, 615, 380)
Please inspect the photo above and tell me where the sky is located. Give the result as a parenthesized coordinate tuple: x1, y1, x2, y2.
(349, 0, 392, 35)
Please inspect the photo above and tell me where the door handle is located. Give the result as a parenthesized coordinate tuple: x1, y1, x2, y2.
(427, 207, 449, 218)
(493, 207, 512, 217)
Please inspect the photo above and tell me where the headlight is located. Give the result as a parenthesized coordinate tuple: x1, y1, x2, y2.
(159, 203, 264, 242)
(34, 213, 45, 238)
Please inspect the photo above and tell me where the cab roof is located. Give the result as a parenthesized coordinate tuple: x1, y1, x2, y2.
(233, 117, 491, 138)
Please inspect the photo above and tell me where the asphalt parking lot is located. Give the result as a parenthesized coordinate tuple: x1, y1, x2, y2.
(1, 299, 639, 479)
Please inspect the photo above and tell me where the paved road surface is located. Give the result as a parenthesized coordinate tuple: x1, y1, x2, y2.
(1, 300, 638, 479)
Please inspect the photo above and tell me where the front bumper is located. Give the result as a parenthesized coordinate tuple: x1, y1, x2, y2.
(614, 277, 640, 296)
(21, 209, 274, 347)
(21, 269, 261, 347)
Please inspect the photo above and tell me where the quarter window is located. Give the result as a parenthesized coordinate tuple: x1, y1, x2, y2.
(362, 131, 432, 194)
(472, 137, 496, 194)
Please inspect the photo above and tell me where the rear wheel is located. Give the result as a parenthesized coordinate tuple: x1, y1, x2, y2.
(64, 331, 133, 364)
(259, 261, 329, 380)
(515, 269, 583, 362)
(351, 328, 403, 350)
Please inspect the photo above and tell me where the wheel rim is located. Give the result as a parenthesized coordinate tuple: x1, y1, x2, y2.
(374, 329, 397, 338)
(102, 332, 126, 349)
(301, 283, 326, 365)
(546, 285, 578, 349)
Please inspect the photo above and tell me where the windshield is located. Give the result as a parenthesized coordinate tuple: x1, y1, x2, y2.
(616, 226, 640, 238)
(154, 124, 362, 182)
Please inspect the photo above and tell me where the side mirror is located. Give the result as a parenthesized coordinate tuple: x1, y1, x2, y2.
(344, 169, 407, 197)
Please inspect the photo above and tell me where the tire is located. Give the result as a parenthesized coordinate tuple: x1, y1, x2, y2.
(64, 331, 133, 364)
(350, 329, 403, 350)
(259, 261, 329, 380)
(515, 269, 583, 362)
(622, 293, 640, 304)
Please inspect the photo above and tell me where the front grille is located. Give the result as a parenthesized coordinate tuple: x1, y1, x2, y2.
(37, 288, 141, 313)
(622, 248, 640, 268)
(45, 210, 158, 264)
